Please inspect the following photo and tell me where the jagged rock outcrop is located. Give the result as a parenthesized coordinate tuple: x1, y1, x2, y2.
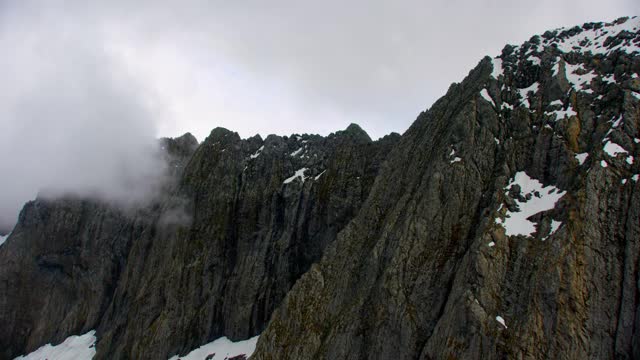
(252, 16, 640, 359)
(0, 126, 398, 359)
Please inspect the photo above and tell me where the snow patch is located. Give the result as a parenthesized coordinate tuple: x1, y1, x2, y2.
(250, 145, 264, 159)
(480, 89, 496, 106)
(496, 316, 507, 328)
(603, 141, 627, 157)
(0, 233, 9, 246)
(633, 174, 639, 182)
(565, 63, 597, 93)
(168, 336, 259, 360)
(602, 74, 616, 84)
(290, 147, 304, 157)
(551, 62, 560, 77)
(545, 105, 577, 120)
(500, 172, 566, 237)
(488, 242, 495, 247)
(545, 17, 640, 56)
(611, 115, 623, 128)
(314, 170, 326, 181)
(491, 57, 503, 78)
(15, 331, 97, 360)
(449, 149, 462, 164)
(283, 168, 309, 184)
(575, 153, 588, 165)
(601, 160, 608, 168)
(550, 220, 562, 234)
(501, 102, 514, 110)
(518, 82, 539, 101)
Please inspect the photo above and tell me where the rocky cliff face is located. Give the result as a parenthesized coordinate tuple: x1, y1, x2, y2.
(2, 16, 639, 360)
(253, 16, 640, 359)
(0, 127, 398, 359)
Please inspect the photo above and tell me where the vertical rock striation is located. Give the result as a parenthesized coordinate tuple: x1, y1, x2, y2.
(2, 16, 640, 360)
(0, 127, 398, 359)
(253, 16, 640, 359)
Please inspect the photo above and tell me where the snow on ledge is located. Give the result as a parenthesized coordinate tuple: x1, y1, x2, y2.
(15, 331, 97, 360)
(290, 147, 304, 157)
(168, 336, 259, 360)
(575, 153, 588, 165)
(0, 233, 9, 247)
(603, 141, 627, 157)
(479, 89, 496, 107)
(565, 63, 596, 94)
(518, 82, 539, 100)
(545, 105, 577, 121)
(283, 168, 309, 184)
(250, 145, 264, 159)
(496, 316, 507, 328)
(500, 172, 565, 237)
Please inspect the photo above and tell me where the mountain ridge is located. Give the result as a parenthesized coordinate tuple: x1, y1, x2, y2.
(252, 15, 640, 359)
(1, 15, 639, 359)
(0, 122, 398, 359)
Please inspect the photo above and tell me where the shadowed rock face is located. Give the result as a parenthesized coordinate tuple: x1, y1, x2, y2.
(253, 16, 640, 359)
(0, 127, 399, 359)
(2, 16, 640, 360)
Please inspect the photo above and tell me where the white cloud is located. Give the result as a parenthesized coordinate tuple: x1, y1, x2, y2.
(0, 0, 635, 230)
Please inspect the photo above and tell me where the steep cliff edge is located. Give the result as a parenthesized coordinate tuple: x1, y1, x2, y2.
(253, 16, 640, 359)
(0, 126, 398, 359)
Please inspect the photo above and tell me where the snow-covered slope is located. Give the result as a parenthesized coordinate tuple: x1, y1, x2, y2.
(0, 233, 8, 246)
(485, 16, 640, 238)
(168, 336, 259, 360)
(14, 331, 96, 360)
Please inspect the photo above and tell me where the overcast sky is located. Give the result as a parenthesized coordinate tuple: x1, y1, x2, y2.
(0, 0, 636, 231)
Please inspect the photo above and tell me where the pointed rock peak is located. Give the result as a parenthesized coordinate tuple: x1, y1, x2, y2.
(159, 132, 199, 157)
(336, 123, 372, 143)
(173, 132, 199, 152)
(206, 127, 241, 144)
(264, 134, 286, 147)
(175, 132, 199, 147)
(209, 127, 234, 137)
(248, 134, 264, 143)
(345, 123, 365, 133)
(247, 134, 264, 152)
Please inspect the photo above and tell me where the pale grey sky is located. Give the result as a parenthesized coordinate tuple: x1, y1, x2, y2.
(0, 0, 636, 230)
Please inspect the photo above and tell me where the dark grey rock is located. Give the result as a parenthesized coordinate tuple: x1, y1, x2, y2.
(0, 126, 397, 360)
(2, 15, 640, 360)
(252, 16, 640, 360)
